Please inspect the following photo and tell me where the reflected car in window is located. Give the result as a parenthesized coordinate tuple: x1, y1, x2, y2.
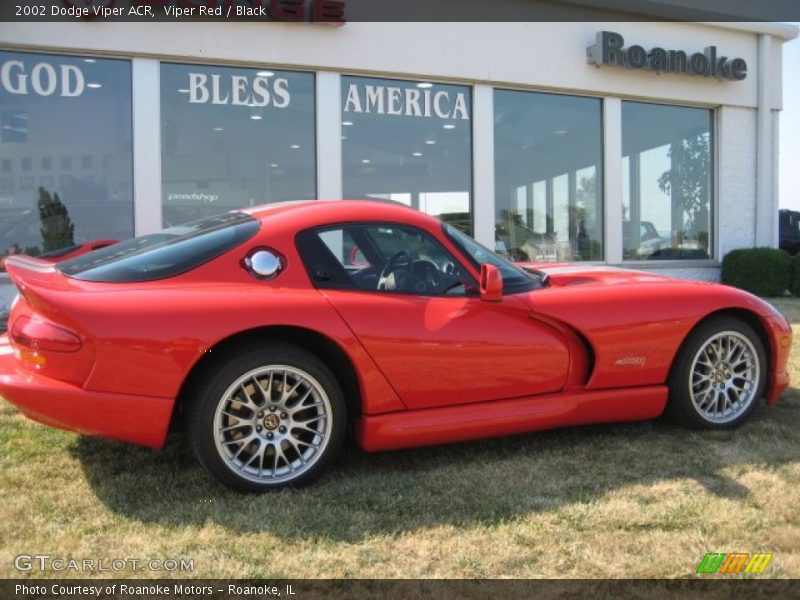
(780, 209, 800, 256)
(0, 200, 792, 492)
(623, 220, 670, 259)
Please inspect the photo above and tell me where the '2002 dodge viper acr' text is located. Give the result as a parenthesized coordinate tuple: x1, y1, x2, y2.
(0, 200, 792, 491)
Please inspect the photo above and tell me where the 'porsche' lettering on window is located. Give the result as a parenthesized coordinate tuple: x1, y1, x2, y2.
(343, 84, 470, 120)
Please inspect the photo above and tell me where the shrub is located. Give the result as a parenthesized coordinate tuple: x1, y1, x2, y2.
(721, 247, 792, 297)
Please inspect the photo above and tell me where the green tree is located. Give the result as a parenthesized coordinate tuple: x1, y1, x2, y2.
(37, 187, 75, 252)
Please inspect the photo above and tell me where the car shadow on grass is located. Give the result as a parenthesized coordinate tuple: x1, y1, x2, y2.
(70, 389, 800, 542)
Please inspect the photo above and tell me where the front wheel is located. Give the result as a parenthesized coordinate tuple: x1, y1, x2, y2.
(667, 316, 767, 429)
(189, 343, 346, 492)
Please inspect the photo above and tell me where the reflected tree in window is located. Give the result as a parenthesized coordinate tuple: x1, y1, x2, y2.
(657, 133, 711, 256)
(38, 187, 75, 252)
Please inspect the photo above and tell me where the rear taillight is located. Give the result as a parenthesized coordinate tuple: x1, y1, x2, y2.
(11, 315, 82, 353)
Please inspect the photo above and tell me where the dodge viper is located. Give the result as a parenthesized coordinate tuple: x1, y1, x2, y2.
(0, 200, 792, 491)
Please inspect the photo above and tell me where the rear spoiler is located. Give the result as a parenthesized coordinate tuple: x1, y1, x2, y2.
(4, 256, 71, 292)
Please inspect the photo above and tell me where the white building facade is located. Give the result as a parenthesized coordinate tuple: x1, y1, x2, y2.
(0, 15, 797, 308)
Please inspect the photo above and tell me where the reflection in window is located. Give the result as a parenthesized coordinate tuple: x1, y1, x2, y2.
(622, 102, 712, 260)
(494, 90, 603, 262)
(0, 51, 133, 260)
(341, 76, 473, 234)
(161, 64, 316, 227)
(1, 110, 28, 143)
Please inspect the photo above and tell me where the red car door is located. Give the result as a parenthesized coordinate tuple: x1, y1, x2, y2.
(297, 223, 570, 411)
(325, 290, 569, 410)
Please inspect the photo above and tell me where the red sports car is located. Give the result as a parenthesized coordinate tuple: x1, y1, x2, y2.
(0, 201, 793, 491)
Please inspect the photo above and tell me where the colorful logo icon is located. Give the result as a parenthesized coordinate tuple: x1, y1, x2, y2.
(696, 552, 773, 574)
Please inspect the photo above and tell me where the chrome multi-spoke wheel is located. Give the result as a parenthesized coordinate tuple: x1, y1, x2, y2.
(190, 343, 345, 491)
(689, 331, 760, 424)
(214, 366, 332, 484)
(668, 316, 766, 429)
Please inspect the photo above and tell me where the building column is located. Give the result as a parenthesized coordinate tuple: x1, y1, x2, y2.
(132, 58, 162, 236)
(316, 71, 343, 200)
(472, 85, 495, 247)
(603, 97, 623, 264)
(755, 33, 777, 247)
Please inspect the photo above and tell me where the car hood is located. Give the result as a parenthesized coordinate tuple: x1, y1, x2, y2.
(517, 262, 681, 288)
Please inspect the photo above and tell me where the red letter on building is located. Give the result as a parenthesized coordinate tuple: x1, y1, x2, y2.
(313, 0, 345, 24)
(269, 0, 306, 21)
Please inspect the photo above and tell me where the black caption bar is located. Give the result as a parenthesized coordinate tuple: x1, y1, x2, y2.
(1, 0, 800, 23)
(3, 579, 800, 600)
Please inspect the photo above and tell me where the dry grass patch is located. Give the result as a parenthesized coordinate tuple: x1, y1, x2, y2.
(1, 299, 799, 579)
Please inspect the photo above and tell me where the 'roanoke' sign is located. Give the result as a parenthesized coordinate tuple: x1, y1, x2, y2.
(587, 31, 748, 81)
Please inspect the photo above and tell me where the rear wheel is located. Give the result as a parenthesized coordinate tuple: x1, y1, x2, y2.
(667, 316, 766, 428)
(189, 343, 346, 491)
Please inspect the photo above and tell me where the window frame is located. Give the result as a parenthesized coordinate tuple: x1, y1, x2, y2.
(491, 86, 606, 263)
(619, 99, 717, 265)
(159, 60, 318, 228)
(339, 74, 475, 236)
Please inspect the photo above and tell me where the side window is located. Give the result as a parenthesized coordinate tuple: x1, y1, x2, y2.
(296, 224, 474, 296)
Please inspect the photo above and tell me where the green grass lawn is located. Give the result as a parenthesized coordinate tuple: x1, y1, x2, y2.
(1, 299, 799, 579)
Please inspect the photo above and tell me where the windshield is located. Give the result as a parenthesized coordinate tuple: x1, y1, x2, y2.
(442, 224, 544, 293)
(57, 212, 259, 282)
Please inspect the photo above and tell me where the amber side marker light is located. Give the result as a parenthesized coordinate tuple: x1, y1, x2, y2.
(19, 350, 47, 368)
(780, 337, 792, 349)
(10, 316, 82, 353)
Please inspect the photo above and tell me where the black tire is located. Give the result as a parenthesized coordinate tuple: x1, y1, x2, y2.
(188, 342, 346, 492)
(667, 315, 767, 429)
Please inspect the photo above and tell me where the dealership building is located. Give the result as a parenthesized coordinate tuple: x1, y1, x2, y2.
(0, 5, 797, 315)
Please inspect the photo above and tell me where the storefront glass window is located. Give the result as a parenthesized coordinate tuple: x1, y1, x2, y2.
(341, 76, 473, 234)
(494, 90, 603, 262)
(0, 51, 133, 326)
(161, 64, 316, 227)
(622, 102, 712, 260)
